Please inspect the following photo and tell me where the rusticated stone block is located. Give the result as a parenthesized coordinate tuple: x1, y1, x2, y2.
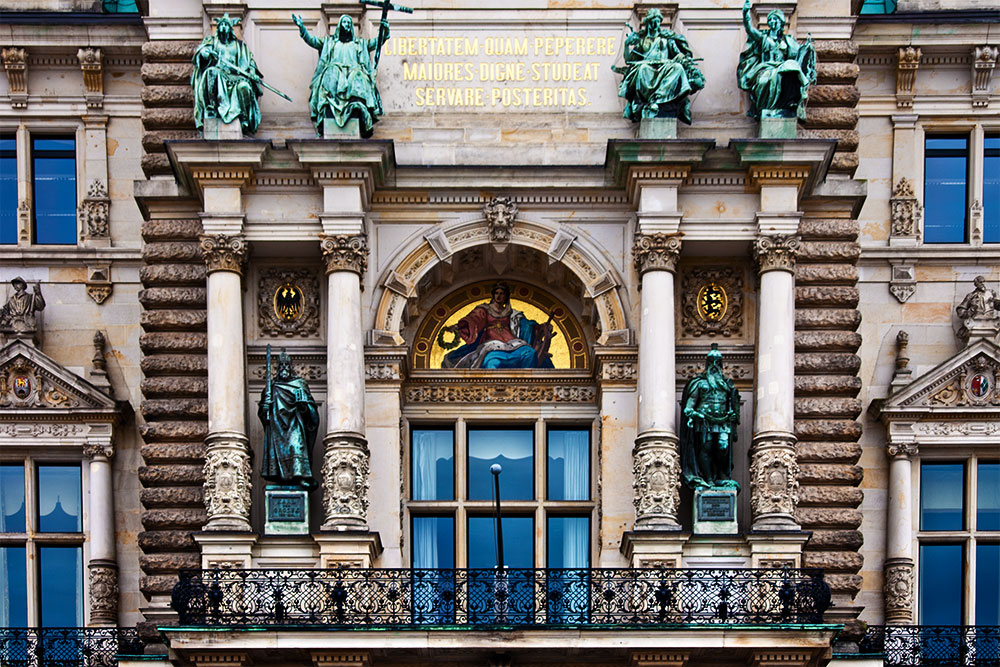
(824, 573, 864, 596)
(141, 377, 208, 398)
(797, 241, 861, 262)
(140, 310, 207, 331)
(799, 463, 864, 485)
(831, 152, 859, 173)
(142, 241, 202, 264)
(806, 529, 864, 550)
(139, 552, 201, 574)
(141, 153, 171, 176)
(138, 530, 198, 552)
(141, 398, 208, 419)
(138, 464, 204, 486)
(141, 508, 207, 530)
(140, 574, 180, 597)
(142, 40, 198, 61)
(795, 331, 862, 352)
(798, 219, 860, 240)
(795, 309, 861, 331)
(796, 264, 859, 284)
(794, 397, 863, 419)
(796, 286, 860, 307)
(142, 107, 196, 130)
(140, 62, 193, 85)
(795, 375, 862, 396)
(800, 129, 860, 152)
(813, 40, 859, 61)
(808, 85, 860, 107)
(139, 287, 207, 309)
(140, 264, 206, 286)
(795, 419, 863, 441)
(142, 130, 201, 154)
(795, 353, 861, 374)
(140, 486, 204, 508)
(140, 421, 208, 442)
(140, 354, 207, 376)
(797, 441, 863, 463)
(140, 332, 207, 354)
(804, 107, 859, 129)
(816, 62, 859, 85)
(796, 507, 863, 529)
(798, 485, 864, 507)
(141, 219, 201, 242)
(140, 442, 205, 463)
(803, 551, 864, 572)
(141, 86, 194, 109)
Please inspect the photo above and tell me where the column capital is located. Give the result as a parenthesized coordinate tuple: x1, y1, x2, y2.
(887, 441, 918, 459)
(633, 233, 682, 275)
(753, 234, 800, 273)
(200, 234, 250, 275)
(83, 443, 114, 460)
(320, 233, 369, 276)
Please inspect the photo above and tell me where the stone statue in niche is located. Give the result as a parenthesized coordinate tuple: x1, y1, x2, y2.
(614, 8, 704, 125)
(1, 277, 45, 336)
(680, 343, 741, 491)
(191, 14, 265, 134)
(738, 0, 816, 121)
(438, 282, 556, 369)
(259, 347, 320, 489)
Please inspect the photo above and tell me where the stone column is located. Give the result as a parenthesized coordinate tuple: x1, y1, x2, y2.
(320, 234, 371, 530)
(885, 440, 917, 624)
(750, 235, 801, 532)
(84, 431, 117, 625)
(200, 234, 252, 532)
(631, 233, 682, 530)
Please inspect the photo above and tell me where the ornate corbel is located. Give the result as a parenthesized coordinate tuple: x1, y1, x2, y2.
(483, 196, 519, 246)
(896, 46, 921, 109)
(972, 46, 998, 108)
(320, 234, 368, 276)
(2, 47, 28, 108)
(889, 262, 916, 304)
(632, 233, 681, 275)
(200, 234, 250, 275)
(77, 48, 103, 109)
(752, 234, 800, 273)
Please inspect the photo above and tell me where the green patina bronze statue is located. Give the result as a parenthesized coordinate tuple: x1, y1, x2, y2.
(738, 0, 816, 120)
(259, 347, 320, 490)
(191, 14, 264, 134)
(614, 8, 704, 125)
(680, 344, 741, 491)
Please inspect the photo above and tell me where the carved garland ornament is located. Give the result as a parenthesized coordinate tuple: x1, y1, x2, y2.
(88, 563, 119, 624)
(200, 234, 250, 275)
(320, 234, 368, 276)
(753, 235, 800, 273)
(749, 445, 800, 518)
(632, 442, 681, 523)
(483, 196, 519, 243)
(633, 233, 682, 275)
(203, 446, 252, 524)
(890, 178, 922, 239)
(884, 561, 914, 623)
(322, 440, 371, 527)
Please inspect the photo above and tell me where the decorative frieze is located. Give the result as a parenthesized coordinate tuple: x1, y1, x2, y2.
(889, 177, 921, 241)
(257, 268, 320, 339)
(749, 436, 800, 529)
(483, 196, 519, 244)
(1, 47, 28, 108)
(77, 48, 103, 109)
(406, 383, 595, 403)
(200, 234, 249, 275)
(753, 235, 800, 273)
(633, 233, 682, 275)
(321, 435, 370, 529)
(320, 234, 368, 276)
(80, 180, 111, 240)
(884, 560, 915, 624)
(88, 562, 119, 625)
(632, 436, 681, 528)
(896, 46, 921, 109)
(203, 435, 252, 531)
(972, 45, 998, 108)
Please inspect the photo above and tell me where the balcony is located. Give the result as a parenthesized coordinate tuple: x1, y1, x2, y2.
(0, 628, 144, 667)
(171, 567, 832, 629)
(858, 625, 1000, 666)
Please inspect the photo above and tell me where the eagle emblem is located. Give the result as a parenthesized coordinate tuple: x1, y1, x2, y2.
(273, 282, 304, 322)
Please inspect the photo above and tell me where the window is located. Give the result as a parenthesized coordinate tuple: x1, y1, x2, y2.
(408, 423, 594, 569)
(917, 460, 1000, 625)
(1, 134, 15, 244)
(31, 136, 77, 245)
(0, 462, 84, 627)
(985, 134, 1000, 243)
(924, 135, 969, 243)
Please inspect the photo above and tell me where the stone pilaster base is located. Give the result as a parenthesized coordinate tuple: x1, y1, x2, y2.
(632, 433, 682, 530)
(746, 532, 810, 569)
(749, 431, 801, 532)
(321, 433, 371, 530)
(884, 558, 915, 624)
(193, 532, 258, 570)
(314, 531, 382, 568)
(87, 560, 118, 625)
(202, 431, 252, 532)
(620, 530, 689, 568)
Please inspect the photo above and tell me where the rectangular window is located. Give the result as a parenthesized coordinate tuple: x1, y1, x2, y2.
(411, 516, 454, 569)
(467, 516, 533, 568)
(547, 428, 589, 501)
(924, 135, 969, 243)
(38, 465, 82, 533)
(31, 136, 77, 245)
(412, 428, 454, 501)
(985, 134, 1000, 244)
(979, 461, 1000, 531)
(39, 546, 84, 627)
(919, 543, 964, 624)
(920, 462, 964, 530)
(467, 428, 533, 501)
(977, 543, 1000, 625)
(0, 464, 26, 532)
(0, 134, 15, 244)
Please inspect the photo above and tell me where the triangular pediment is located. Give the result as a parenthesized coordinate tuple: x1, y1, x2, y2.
(878, 338, 1000, 418)
(0, 339, 118, 417)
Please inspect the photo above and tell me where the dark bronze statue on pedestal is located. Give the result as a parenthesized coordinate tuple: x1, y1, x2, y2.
(259, 347, 320, 490)
(680, 343, 741, 491)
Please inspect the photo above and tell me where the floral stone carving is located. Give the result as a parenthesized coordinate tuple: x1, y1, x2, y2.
(203, 441, 252, 530)
(753, 235, 800, 273)
(200, 234, 250, 275)
(633, 234, 682, 275)
(884, 561, 914, 623)
(632, 438, 681, 526)
(749, 442, 800, 522)
(89, 563, 119, 624)
(321, 436, 370, 529)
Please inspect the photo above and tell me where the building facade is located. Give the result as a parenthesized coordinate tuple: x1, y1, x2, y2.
(0, 0, 997, 665)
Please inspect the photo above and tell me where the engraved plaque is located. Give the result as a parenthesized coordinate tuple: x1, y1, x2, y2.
(697, 492, 735, 522)
(268, 493, 306, 522)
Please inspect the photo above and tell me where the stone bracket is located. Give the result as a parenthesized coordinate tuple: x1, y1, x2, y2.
(889, 261, 916, 304)
(972, 45, 998, 108)
(77, 48, 103, 109)
(86, 264, 113, 305)
(896, 46, 921, 109)
(2, 47, 28, 108)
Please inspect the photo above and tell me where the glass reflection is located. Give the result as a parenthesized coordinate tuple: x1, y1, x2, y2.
(977, 543, 1000, 624)
(978, 462, 1000, 531)
(985, 135, 999, 243)
(38, 465, 82, 533)
(1, 135, 15, 245)
(32, 136, 76, 245)
(468, 429, 533, 501)
(0, 546, 27, 626)
(919, 544, 963, 624)
(920, 462, 964, 531)
(40, 547, 83, 627)
(468, 516, 533, 568)
(412, 516, 454, 569)
(547, 516, 589, 568)
(924, 135, 968, 244)
(547, 429, 589, 501)
(0, 465, 25, 532)
(412, 429, 454, 501)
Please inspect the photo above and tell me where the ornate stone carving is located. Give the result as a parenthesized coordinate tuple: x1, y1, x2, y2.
(680, 266, 745, 338)
(321, 436, 370, 529)
(365, 362, 402, 381)
(632, 437, 681, 527)
(884, 560, 914, 624)
(257, 268, 321, 339)
(890, 329, 912, 391)
(956, 276, 1000, 344)
(1, 277, 45, 337)
(972, 200, 984, 245)
(203, 438, 252, 531)
(200, 234, 249, 275)
(405, 383, 596, 403)
(88, 562, 118, 625)
(320, 234, 368, 276)
(1, 47, 28, 108)
(0, 423, 83, 438)
(83, 443, 115, 459)
(896, 46, 921, 108)
(887, 442, 918, 459)
(0, 357, 83, 409)
(749, 440, 800, 525)
(633, 233, 682, 275)
(483, 196, 519, 243)
(889, 262, 916, 303)
(889, 178, 922, 240)
(972, 45, 998, 108)
(913, 421, 1000, 436)
(80, 180, 110, 239)
(77, 47, 103, 108)
(753, 235, 800, 273)
(599, 360, 637, 381)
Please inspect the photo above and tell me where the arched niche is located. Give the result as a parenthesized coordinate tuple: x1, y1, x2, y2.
(371, 217, 631, 348)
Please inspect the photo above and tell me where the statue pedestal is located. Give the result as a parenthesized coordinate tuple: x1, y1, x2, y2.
(958, 316, 1000, 345)
(638, 117, 678, 140)
(203, 117, 242, 140)
(264, 485, 310, 535)
(323, 117, 361, 139)
(693, 487, 738, 535)
(759, 117, 797, 139)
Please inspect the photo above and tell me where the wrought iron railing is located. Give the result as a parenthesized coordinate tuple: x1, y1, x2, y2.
(0, 628, 143, 667)
(171, 567, 831, 628)
(882, 625, 1000, 666)
(857, 623, 886, 655)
